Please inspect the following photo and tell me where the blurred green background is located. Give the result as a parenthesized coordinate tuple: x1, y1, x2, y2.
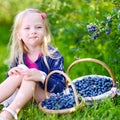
(0, 1, 120, 120)
(0, 0, 120, 81)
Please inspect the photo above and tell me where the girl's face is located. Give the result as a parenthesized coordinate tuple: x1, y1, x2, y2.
(19, 12, 45, 49)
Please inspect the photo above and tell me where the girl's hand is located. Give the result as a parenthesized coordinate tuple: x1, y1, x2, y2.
(8, 67, 24, 76)
(22, 68, 46, 83)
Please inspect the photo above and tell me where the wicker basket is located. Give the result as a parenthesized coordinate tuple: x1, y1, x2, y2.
(66, 58, 117, 105)
(38, 70, 85, 114)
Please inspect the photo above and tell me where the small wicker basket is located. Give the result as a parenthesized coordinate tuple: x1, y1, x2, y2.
(38, 70, 85, 114)
(66, 58, 117, 105)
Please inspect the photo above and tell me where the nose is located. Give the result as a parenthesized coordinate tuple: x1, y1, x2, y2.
(30, 27, 36, 34)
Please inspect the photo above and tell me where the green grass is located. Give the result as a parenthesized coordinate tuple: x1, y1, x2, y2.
(0, 46, 120, 120)
(17, 98, 120, 120)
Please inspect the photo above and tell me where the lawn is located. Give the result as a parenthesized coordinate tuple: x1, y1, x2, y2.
(0, 45, 120, 120)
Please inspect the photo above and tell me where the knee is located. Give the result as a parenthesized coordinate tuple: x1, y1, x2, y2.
(16, 75, 24, 83)
(9, 74, 23, 85)
(22, 78, 37, 88)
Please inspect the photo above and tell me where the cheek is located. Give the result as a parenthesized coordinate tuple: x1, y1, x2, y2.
(39, 31, 45, 39)
(19, 29, 27, 38)
(40, 29, 45, 34)
(40, 28, 46, 36)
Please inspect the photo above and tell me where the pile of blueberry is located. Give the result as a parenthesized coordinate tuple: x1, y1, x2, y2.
(69, 75, 113, 97)
(41, 75, 113, 110)
(41, 91, 81, 110)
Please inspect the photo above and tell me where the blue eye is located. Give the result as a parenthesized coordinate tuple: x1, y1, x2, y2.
(37, 26, 42, 29)
(24, 27, 30, 30)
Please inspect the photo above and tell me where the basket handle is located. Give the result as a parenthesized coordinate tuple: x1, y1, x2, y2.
(44, 70, 80, 106)
(66, 58, 116, 86)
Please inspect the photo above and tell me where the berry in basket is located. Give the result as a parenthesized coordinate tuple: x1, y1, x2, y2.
(66, 58, 118, 105)
(39, 70, 85, 114)
(68, 75, 114, 98)
(41, 90, 82, 110)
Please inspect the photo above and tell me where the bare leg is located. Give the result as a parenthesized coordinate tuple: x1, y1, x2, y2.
(34, 84, 47, 103)
(34, 84, 51, 112)
(0, 75, 22, 102)
(9, 80, 36, 113)
(0, 77, 50, 119)
(0, 79, 36, 120)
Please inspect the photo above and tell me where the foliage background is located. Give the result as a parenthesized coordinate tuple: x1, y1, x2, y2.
(0, 0, 120, 79)
(0, 0, 120, 119)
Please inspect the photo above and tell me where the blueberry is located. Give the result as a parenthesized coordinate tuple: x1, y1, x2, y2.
(92, 33, 98, 40)
(44, 76, 114, 110)
(87, 24, 96, 33)
(118, 24, 120, 29)
(105, 28, 111, 34)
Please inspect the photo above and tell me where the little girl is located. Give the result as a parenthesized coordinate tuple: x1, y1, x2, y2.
(0, 8, 66, 120)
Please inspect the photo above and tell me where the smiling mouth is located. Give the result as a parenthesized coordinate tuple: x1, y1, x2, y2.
(29, 36, 38, 39)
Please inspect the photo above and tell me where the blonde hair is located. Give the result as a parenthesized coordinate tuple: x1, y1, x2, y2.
(7, 8, 53, 67)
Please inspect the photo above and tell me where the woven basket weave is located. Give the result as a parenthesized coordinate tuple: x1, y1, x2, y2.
(66, 58, 117, 105)
(38, 70, 85, 114)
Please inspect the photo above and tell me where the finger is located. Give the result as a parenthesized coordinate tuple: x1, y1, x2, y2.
(8, 67, 24, 75)
(8, 72, 14, 76)
(23, 75, 33, 81)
